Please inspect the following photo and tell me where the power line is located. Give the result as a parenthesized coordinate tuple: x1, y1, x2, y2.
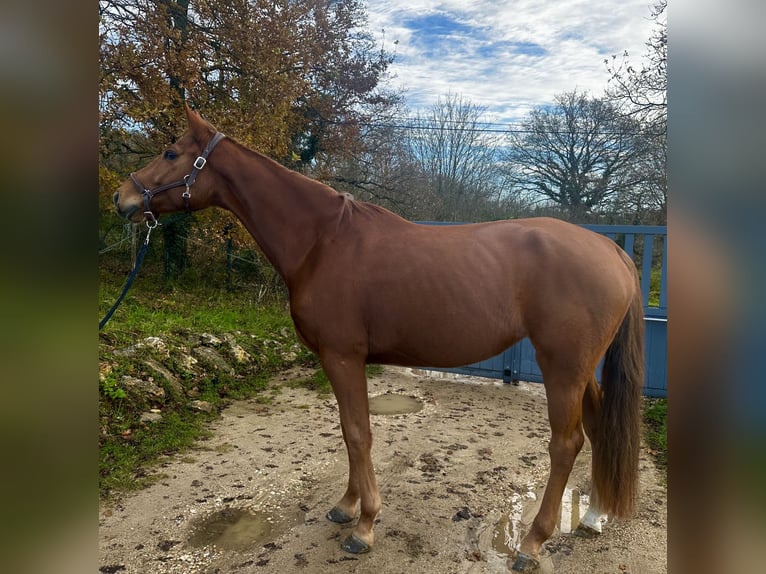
(326, 118, 665, 138)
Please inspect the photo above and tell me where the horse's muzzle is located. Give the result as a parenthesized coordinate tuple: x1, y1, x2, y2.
(113, 191, 140, 220)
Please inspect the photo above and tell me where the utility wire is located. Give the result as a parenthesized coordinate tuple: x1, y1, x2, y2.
(325, 118, 665, 137)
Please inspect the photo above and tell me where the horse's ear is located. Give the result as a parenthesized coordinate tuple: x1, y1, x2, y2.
(184, 102, 197, 123)
(185, 102, 216, 143)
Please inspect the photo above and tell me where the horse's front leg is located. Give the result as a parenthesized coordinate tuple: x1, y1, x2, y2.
(321, 352, 381, 553)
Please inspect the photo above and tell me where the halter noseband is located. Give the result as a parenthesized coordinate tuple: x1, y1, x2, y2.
(130, 131, 226, 222)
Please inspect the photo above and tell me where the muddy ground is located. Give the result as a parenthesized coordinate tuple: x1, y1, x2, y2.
(99, 367, 666, 574)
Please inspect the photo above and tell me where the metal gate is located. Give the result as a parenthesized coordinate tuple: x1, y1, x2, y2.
(419, 224, 667, 398)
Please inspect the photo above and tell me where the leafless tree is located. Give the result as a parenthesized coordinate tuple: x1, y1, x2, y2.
(605, 0, 666, 131)
(408, 94, 510, 221)
(604, 0, 666, 223)
(506, 91, 646, 222)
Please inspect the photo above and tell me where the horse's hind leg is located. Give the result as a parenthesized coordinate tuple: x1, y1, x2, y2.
(513, 365, 587, 572)
(578, 377, 608, 535)
(321, 353, 381, 553)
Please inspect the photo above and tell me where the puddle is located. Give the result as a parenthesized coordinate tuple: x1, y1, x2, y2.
(491, 490, 534, 557)
(188, 507, 303, 551)
(369, 393, 423, 415)
(558, 486, 588, 534)
(491, 486, 589, 557)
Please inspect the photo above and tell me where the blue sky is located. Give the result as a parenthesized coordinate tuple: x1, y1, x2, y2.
(365, 0, 658, 124)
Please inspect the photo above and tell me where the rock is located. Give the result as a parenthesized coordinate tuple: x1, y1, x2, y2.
(99, 361, 112, 382)
(122, 376, 165, 399)
(113, 345, 139, 358)
(222, 333, 251, 363)
(114, 336, 168, 358)
(142, 336, 167, 353)
(179, 354, 198, 371)
(189, 400, 213, 413)
(140, 411, 163, 423)
(231, 345, 251, 363)
(193, 346, 235, 375)
(143, 358, 183, 396)
(452, 507, 473, 521)
(200, 333, 222, 347)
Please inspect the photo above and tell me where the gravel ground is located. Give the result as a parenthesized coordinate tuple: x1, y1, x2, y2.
(99, 366, 667, 574)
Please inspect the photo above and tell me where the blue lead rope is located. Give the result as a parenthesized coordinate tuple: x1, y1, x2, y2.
(99, 222, 156, 330)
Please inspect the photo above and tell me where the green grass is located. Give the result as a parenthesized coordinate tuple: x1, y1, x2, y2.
(98, 269, 390, 498)
(366, 364, 385, 377)
(99, 276, 294, 347)
(99, 411, 212, 492)
(288, 368, 333, 394)
(99, 272, 319, 498)
(644, 398, 668, 471)
(648, 267, 663, 307)
(286, 364, 385, 396)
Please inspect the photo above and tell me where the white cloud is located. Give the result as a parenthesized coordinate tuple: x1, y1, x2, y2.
(366, 0, 657, 123)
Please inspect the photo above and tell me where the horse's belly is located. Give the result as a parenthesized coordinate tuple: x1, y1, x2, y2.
(366, 296, 523, 367)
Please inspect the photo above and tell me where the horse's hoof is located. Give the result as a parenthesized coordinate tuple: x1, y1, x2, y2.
(326, 506, 354, 524)
(341, 534, 371, 554)
(511, 552, 540, 572)
(574, 523, 601, 538)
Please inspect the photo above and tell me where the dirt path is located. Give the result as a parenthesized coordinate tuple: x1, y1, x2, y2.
(99, 367, 666, 574)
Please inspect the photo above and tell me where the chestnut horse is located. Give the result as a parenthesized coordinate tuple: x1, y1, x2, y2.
(113, 105, 644, 572)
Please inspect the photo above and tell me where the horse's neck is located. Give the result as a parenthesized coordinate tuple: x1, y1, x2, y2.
(215, 145, 342, 283)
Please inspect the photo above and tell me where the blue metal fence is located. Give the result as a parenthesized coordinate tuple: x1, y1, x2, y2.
(417, 223, 667, 398)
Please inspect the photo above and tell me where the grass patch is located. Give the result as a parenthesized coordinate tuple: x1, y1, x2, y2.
(99, 410, 212, 494)
(644, 398, 667, 471)
(99, 273, 319, 498)
(649, 267, 663, 307)
(286, 364, 386, 396)
(288, 368, 332, 395)
(366, 364, 385, 377)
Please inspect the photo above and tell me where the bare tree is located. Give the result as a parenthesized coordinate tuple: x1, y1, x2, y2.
(506, 90, 645, 222)
(408, 94, 508, 221)
(328, 118, 432, 219)
(605, 0, 666, 131)
(604, 0, 667, 224)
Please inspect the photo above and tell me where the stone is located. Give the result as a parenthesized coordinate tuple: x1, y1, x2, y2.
(189, 400, 213, 413)
(200, 333, 222, 347)
(142, 336, 167, 354)
(222, 333, 251, 363)
(114, 336, 168, 358)
(140, 411, 163, 423)
(193, 347, 235, 375)
(179, 354, 198, 371)
(143, 358, 183, 396)
(122, 376, 165, 399)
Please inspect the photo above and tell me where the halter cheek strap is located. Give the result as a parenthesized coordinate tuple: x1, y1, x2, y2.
(130, 131, 226, 221)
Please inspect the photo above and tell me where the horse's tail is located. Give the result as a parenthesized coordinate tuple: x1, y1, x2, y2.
(592, 274, 645, 518)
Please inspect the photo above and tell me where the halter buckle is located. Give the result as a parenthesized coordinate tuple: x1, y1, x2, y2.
(144, 211, 159, 228)
(193, 156, 207, 170)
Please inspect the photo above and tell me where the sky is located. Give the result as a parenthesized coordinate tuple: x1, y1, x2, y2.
(365, 0, 658, 124)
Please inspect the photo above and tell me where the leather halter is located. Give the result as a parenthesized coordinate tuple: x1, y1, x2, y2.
(129, 131, 226, 222)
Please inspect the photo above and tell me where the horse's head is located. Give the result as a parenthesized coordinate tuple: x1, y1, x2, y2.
(113, 104, 225, 223)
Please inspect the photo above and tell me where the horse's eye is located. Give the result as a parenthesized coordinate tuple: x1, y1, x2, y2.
(163, 149, 177, 160)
